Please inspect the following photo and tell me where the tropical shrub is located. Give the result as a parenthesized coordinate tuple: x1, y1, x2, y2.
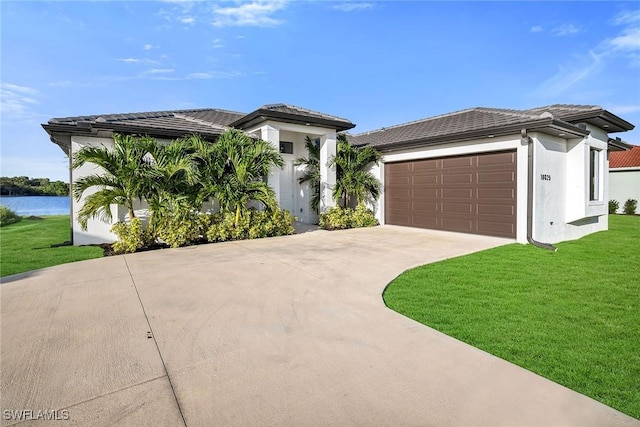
(0, 205, 21, 227)
(623, 198, 637, 215)
(329, 134, 381, 207)
(609, 200, 620, 214)
(351, 204, 379, 228)
(73, 134, 158, 230)
(111, 218, 150, 254)
(295, 136, 321, 214)
(156, 211, 211, 248)
(319, 205, 378, 230)
(206, 208, 295, 243)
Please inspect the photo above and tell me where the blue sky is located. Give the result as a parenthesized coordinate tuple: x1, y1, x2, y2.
(1, 0, 639, 182)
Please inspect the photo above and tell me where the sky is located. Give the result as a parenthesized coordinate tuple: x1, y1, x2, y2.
(1, 0, 639, 182)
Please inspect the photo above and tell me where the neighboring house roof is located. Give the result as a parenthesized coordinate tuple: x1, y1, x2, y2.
(349, 104, 634, 151)
(610, 145, 640, 168)
(230, 103, 356, 132)
(43, 104, 355, 154)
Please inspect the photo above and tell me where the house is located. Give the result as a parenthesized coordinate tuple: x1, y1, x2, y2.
(609, 144, 640, 213)
(43, 103, 634, 246)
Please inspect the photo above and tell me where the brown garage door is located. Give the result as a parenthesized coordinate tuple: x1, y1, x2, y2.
(384, 151, 516, 238)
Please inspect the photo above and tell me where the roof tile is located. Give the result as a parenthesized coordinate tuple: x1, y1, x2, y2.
(610, 145, 640, 168)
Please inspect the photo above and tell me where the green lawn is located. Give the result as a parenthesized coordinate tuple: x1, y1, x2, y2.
(383, 215, 640, 420)
(1, 216, 103, 277)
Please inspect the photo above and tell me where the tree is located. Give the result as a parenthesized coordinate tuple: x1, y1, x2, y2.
(208, 129, 284, 226)
(72, 134, 157, 230)
(294, 136, 321, 215)
(329, 134, 381, 207)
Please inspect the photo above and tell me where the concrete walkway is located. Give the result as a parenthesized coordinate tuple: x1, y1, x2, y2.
(1, 226, 637, 426)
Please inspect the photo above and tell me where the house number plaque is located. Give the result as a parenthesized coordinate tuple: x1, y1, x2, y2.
(540, 174, 551, 181)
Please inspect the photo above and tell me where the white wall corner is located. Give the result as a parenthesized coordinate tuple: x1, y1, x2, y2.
(319, 131, 337, 212)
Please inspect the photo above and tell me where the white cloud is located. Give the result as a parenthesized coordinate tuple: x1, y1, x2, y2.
(534, 50, 604, 96)
(143, 44, 157, 50)
(610, 27, 640, 51)
(551, 23, 580, 36)
(530, 25, 543, 33)
(117, 58, 142, 63)
(613, 10, 640, 26)
(154, 70, 242, 81)
(0, 83, 40, 119)
(48, 81, 73, 88)
(180, 16, 195, 24)
(212, 38, 225, 48)
(145, 68, 175, 74)
(333, 2, 374, 12)
(211, 1, 286, 27)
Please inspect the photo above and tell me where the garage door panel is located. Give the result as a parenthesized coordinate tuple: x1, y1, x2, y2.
(411, 159, 438, 171)
(477, 152, 516, 166)
(442, 157, 473, 168)
(477, 171, 515, 183)
(412, 216, 439, 228)
(442, 173, 473, 184)
(412, 201, 438, 212)
(442, 203, 473, 214)
(442, 188, 473, 199)
(477, 204, 515, 215)
(412, 188, 438, 198)
(441, 217, 474, 232)
(477, 188, 515, 200)
(412, 174, 439, 185)
(385, 150, 516, 238)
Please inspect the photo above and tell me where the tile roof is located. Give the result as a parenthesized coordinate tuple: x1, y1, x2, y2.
(349, 104, 633, 149)
(230, 103, 355, 132)
(610, 145, 640, 168)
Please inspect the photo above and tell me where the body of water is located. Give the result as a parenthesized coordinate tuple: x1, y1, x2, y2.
(0, 196, 70, 216)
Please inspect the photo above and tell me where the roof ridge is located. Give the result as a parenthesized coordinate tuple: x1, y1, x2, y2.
(352, 107, 490, 136)
(50, 107, 246, 123)
(259, 103, 351, 123)
(173, 113, 228, 130)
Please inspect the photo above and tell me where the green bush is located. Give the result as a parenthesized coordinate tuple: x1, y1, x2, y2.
(319, 205, 379, 230)
(156, 211, 211, 248)
(0, 205, 21, 227)
(206, 209, 295, 243)
(319, 206, 352, 230)
(609, 200, 620, 214)
(111, 218, 150, 253)
(623, 199, 637, 215)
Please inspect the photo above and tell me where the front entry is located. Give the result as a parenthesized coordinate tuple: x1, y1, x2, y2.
(279, 160, 295, 213)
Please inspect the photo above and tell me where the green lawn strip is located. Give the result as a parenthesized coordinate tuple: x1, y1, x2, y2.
(383, 215, 640, 420)
(0, 216, 103, 277)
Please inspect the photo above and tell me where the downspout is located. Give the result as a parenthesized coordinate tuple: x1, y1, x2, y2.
(522, 129, 557, 252)
(68, 147, 74, 245)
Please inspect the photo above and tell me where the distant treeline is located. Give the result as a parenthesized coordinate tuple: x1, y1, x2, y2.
(1, 176, 69, 196)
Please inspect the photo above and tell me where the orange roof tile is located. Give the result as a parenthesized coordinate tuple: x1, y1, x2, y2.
(610, 145, 640, 168)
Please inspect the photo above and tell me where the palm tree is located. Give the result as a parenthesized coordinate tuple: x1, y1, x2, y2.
(294, 136, 321, 215)
(72, 134, 157, 230)
(209, 129, 284, 226)
(329, 134, 381, 207)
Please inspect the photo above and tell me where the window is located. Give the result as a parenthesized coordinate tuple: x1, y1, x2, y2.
(589, 148, 601, 201)
(279, 141, 293, 154)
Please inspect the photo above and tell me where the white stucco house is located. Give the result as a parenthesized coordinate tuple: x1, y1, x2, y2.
(608, 144, 640, 213)
(43, 103, 634, 246)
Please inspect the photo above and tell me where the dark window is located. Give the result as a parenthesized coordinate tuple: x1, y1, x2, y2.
(589, 148, 600, 201)
(279, 141, 293, 154)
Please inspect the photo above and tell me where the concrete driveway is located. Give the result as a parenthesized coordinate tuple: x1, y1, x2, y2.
(1, 226, 637, 426)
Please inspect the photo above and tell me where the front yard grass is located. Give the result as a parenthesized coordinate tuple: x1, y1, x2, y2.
(1, 216, 103, 277)
(383, 215, 640, 420)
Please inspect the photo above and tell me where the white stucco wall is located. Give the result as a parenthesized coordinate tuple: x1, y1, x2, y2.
(609, 168, 640, 213)
(70, 136, 120, 245)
